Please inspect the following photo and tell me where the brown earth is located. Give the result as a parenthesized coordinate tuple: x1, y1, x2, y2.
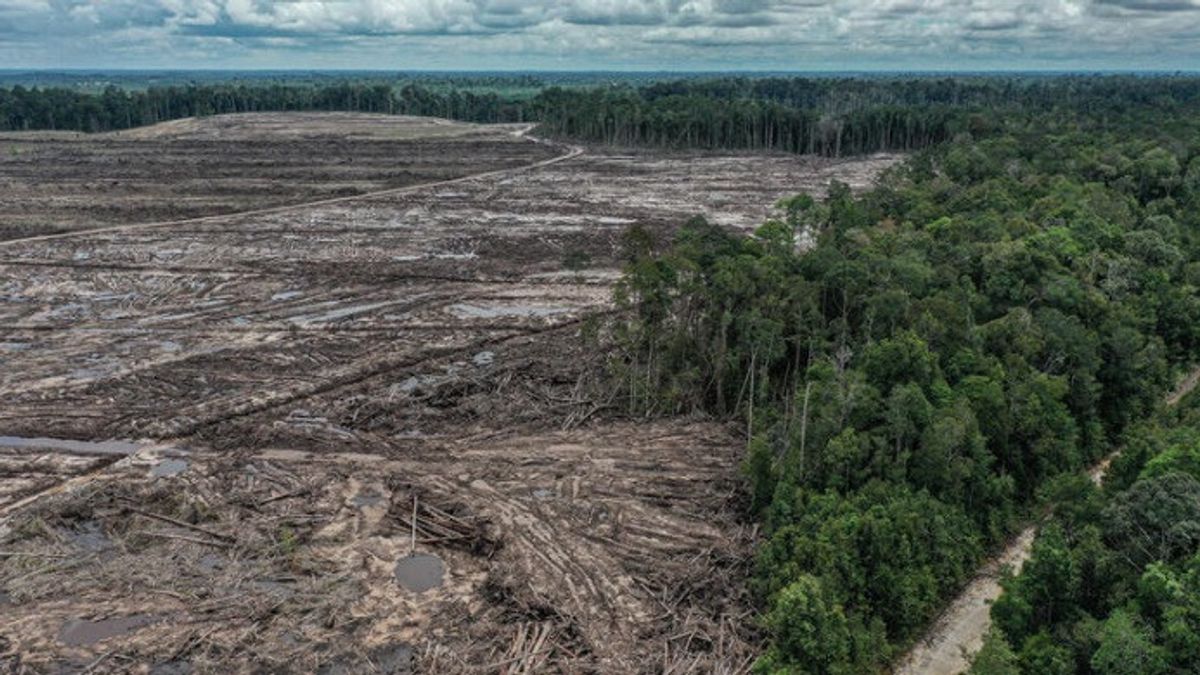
(0, 113, 554, 242)
(0, 112, 898, 674)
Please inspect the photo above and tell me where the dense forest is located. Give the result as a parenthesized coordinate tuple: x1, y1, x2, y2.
(969, 389, 1200, 674)
(607, 81, 1200, 671)
(971, 380, 1200, 672)
(0, 82, 534, 132)
(6, 75, 1200, 158)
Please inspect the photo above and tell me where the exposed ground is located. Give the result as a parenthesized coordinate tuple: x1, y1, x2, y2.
(0, 113, 554, 242)
(0, 112, 898, 673)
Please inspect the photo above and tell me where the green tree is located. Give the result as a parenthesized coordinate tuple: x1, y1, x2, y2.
(1091, 610, 1168, 675)
(969, 629, 1020, 675)
(759, 575, 852, 674)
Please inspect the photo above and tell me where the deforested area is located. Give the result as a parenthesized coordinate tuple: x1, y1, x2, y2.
(0, 107, 894, 673)
(3, 68, 1200, 675)
(0, 113, 557, 242)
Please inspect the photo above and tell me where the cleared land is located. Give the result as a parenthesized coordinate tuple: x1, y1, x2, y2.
(0, 113, 553, 242)
(0, 112, 897, 673)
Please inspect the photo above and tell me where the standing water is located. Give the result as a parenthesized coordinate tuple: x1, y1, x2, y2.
(0, 436, 145, 456)
(393, 553, 444, 593)
(59, 615, 156, 646)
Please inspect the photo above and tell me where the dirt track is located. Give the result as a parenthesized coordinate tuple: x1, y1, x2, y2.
(0, 112, 898, 673)
(892, 367, 1200, 675)
(0, 113, 559, 243)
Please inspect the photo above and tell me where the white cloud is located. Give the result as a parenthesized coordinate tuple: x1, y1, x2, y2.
(0, 0, 1196, 69)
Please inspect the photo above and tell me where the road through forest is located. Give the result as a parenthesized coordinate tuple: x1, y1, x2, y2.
(893, 366, 1200, 675)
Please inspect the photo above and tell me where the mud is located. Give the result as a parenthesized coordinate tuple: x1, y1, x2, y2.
(0, 113, 555, 242)
(394, 554, 446, 593)
(0, 112, 898, 673)
(59, 615, 157, 647)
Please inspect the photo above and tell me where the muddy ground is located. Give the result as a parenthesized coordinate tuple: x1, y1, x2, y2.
(0, 113, 554, 242)
(0, 112, 898, 673)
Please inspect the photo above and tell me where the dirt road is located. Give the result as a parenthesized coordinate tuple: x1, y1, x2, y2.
(893, 366, 1200, 675)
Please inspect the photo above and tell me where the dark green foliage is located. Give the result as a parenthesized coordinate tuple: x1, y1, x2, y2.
(0, 81, 531, 132)
(970, 629, 1021, 675)
(610, 77, 1200, 672)
(535, 76, 1200, 157)
(11, 75, 1200, 161)
(1091, 610, 1169, 675)
(987, 393, 1200, 673)
(757, 574, 853, 674)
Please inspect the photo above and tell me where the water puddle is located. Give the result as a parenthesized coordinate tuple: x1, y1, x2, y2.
(93, 292, 135, 303)
(58, 615, 156, 646)
(0, 436, 146, 456)
(65, 521, 111, 552)
(252, 579, 297, 598)
(447, 303, 572, 319)
(391, 252, 476, 262)
(318, 644, 413, 675)
(290, 300, 406, 325)
(394, 553, 444, 593)
(44, 302, 90, 321)
(370, 644, 414, 674)
(150, 458, 189, 478)
(396, 374, 445, 394)
(197, 554, 225, 573)
(351, 490, 384, 508)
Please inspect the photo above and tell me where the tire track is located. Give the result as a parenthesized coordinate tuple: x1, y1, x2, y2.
(171, 310, 618, 439)
(0, 125, 582, 250)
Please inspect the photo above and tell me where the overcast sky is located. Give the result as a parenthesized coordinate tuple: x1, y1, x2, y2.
(1, 0, 1198, 71)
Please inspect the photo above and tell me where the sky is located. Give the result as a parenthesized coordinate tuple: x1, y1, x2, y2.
(1, 0, 1198, 71)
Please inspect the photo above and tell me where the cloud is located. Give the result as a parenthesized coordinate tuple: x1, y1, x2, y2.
(965, 10, 1023, 30)
(1093, 0, 1199, 10)
(0, 0, 1196, 69)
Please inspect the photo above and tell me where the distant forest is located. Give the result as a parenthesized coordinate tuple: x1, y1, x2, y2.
(4, 76, 1200, 157)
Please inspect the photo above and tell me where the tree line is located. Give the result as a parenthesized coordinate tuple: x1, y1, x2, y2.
(7, 75, 1200, 159)
(0, 82, 532, 133)
(608, 81, 1200, 672)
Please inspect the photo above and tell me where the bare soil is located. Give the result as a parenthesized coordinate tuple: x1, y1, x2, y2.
(0, 113, 555, 242)
(0, 112, 898, 674)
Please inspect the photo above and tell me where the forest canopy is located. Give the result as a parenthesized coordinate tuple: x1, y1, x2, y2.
(605, 76, 1200, 672)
